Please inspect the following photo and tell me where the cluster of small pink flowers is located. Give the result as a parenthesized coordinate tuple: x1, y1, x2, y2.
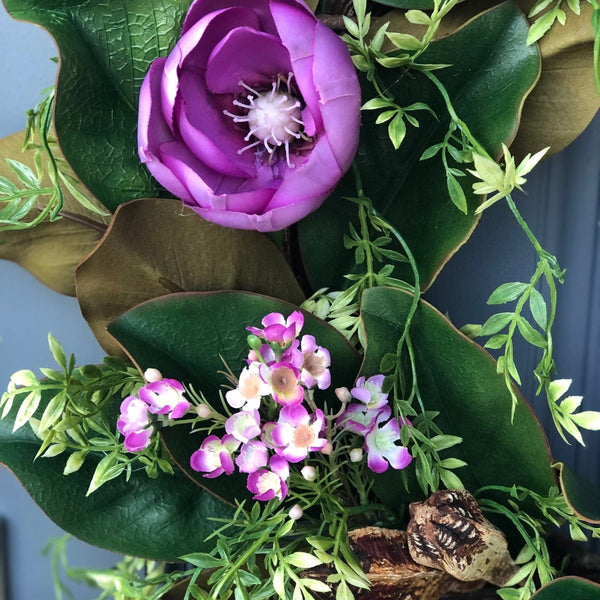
(337, 375, 412, 474)
(189, 312, 412, 502)
(190, 311, 331, 501)
(117, 368, 190, 452)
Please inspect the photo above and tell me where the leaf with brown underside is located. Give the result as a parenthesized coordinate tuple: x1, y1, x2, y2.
(510, 1, 600, 158)
(0, 131, 108, 295)
(380, 1, 599, 158)
(76, 198, 305, 356)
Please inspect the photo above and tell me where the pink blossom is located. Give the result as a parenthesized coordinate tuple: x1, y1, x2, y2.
(138, 378, 190, 419)
(259, 362, 304, 406)
(247, 311, 304, 345)
(190, 434, 241, 478)
(351, 375, 389, 409)
(226, 363, 271, 411)
(117, 396, 153, 452)
(236, 440, 269, 473)
(246, 455, 289, 501)
(297, 335, 331, 390)
(225, 409, 262, 443)
(364, 416, 412, 474)
(337, 404, 391, 436)
(271, 404, 327, 462)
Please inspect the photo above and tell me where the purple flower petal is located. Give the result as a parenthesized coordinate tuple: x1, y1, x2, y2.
(270, 0, 321, 136)
(182, 0, 275, 36)
(205, 28, 291, 95)
(177, 72, 254, 178)
(138, 60, 193, 202)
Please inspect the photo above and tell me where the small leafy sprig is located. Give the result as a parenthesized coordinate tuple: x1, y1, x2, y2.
(0, 88, 106, 231)
(545, 379, 600, 444)
(0, 335, 175, 494)
(477, 483, 600, 600)
(475, 240, 562, 414)
(527, 0, 582, 44)
(46, 535, 190, 600)
(342, 0, 463, 153)
(183, 496, 369, 600)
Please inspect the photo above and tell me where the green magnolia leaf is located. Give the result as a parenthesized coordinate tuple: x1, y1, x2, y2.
(0, 389, 235, 561)
(0, 131, 107, 295)
(359, 287, 555, 505)
(4, 0, 190, 211)
(107, 291, 361, 488)
(559, 462, 600, 524)
(530, 576, 600, 599)
(299, 2, 539, 292)
(76, 198, 305, 357)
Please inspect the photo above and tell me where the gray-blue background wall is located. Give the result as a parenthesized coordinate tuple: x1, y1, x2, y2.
(1, 6, 599, 600)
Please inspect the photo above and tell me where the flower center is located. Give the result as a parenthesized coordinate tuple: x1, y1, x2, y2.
(271, 366, 297, 395)
(293, 424, 316, 448)
(224, 74, 305, 168)
(257, 471, 280, 494)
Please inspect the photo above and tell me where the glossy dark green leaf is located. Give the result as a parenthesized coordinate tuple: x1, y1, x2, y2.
(4, 0, 190, 211)
(299, 2, 540, 292)
(0, 390, 235, 562)
(108, 291, 361, 488)
(359, 287, 555, 505)
(531, 577, 600, 599)
(559, 462, 600, 524)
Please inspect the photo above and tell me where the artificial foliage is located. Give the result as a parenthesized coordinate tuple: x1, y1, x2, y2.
(1, 0, 600, 599)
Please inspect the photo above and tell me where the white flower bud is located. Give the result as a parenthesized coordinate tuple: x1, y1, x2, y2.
(196, 404, 212, 418)
(335, 387, 352, 403)
(321, 441, 333, 455)
(301, 465, 316, 481)
(289, 504, 303, 521)
(144, 368, 163, 383)
(349, 448, 363, 463)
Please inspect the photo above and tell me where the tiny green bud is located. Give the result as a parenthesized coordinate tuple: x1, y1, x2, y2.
(247, 334, 263, 351)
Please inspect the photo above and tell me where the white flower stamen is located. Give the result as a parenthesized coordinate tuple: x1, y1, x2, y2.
(223, 73, 305, 168)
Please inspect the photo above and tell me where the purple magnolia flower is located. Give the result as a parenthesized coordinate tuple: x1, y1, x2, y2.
(190, 434, 241, 478)
(137, 0, 360, 232)
(351, 375, 389, 410)
(364, 416, 412, 474)
(247, 311, 304, 345)
(271, 404, 327, 462)
(138, 378, 190, 419)
(247, 455, 289, 501)
(117, 396, 153, 452)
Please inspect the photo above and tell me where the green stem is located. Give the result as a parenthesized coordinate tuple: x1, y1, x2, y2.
(210, 528, 274, 599)
(422, 70, 488, 156)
